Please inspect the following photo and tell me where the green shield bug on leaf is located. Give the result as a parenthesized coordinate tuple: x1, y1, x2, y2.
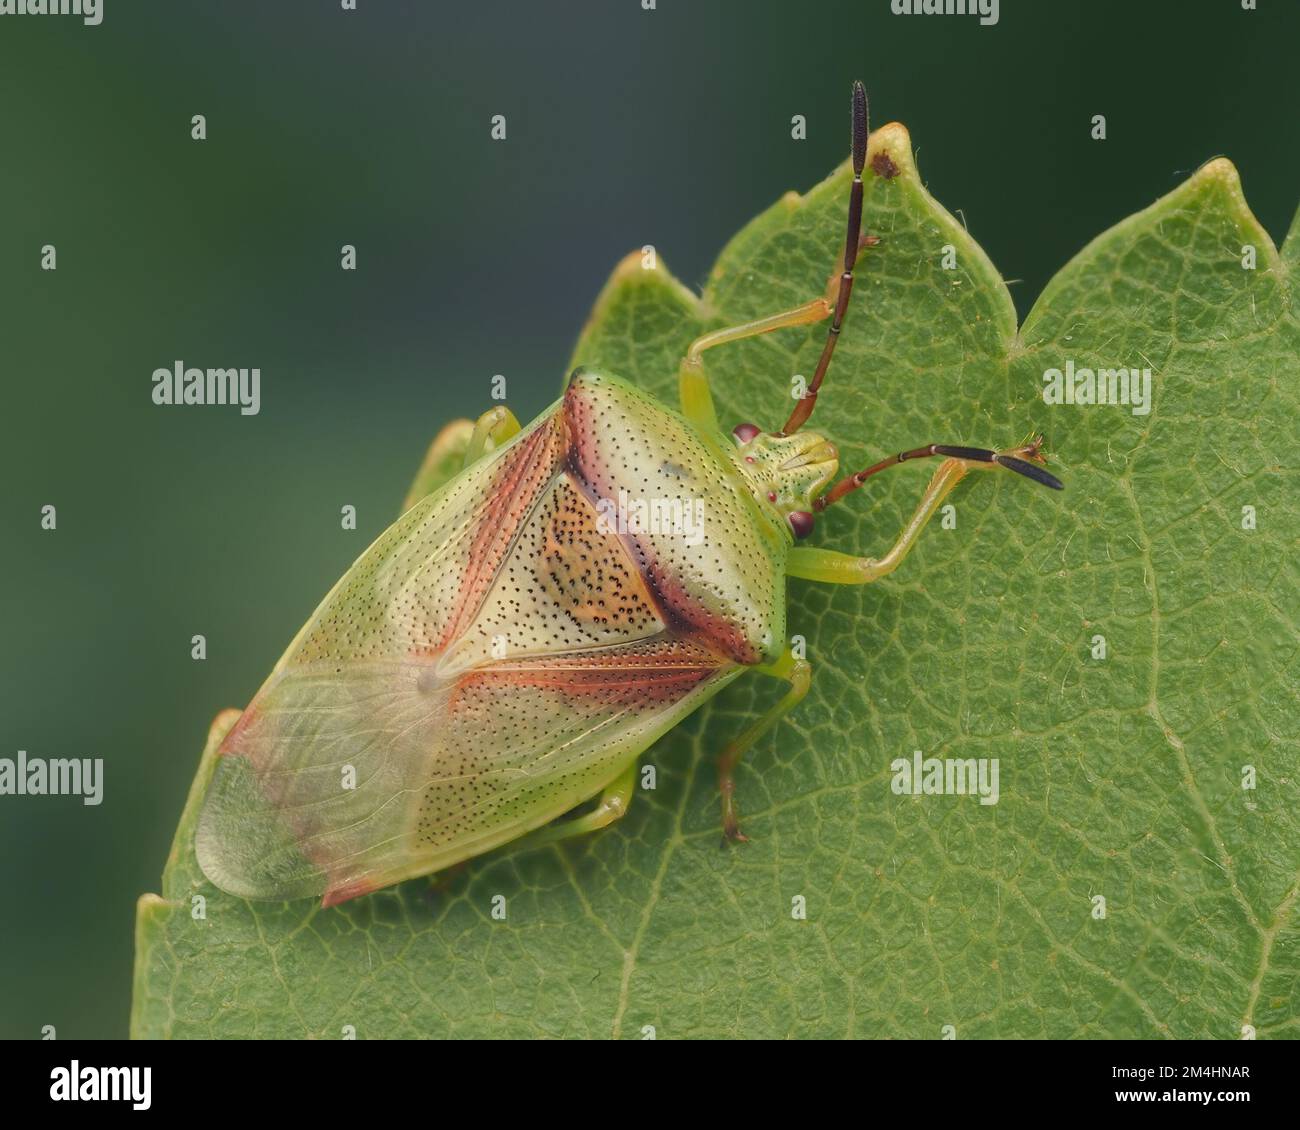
(195, 82, 1062, 907)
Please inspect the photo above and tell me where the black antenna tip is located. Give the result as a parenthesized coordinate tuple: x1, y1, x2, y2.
(851, 81, 869, 174)
(995, 455, 1065, 491)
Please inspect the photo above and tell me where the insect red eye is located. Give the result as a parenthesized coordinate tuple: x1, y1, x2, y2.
(732, 422, 761, 444)
(787, 511, 815, 539)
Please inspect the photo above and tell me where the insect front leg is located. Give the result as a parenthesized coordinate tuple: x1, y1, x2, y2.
(789, 439, 1060, 585)
(718, 647, 812, 844)
(678, 298, 833, 431)
(676, 234, 880, 433)
(682, 85, 879, 435)
(790, 458, 968, 584)
(506, 760, 639, 855)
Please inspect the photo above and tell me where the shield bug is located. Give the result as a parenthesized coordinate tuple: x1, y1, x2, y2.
(195, 81, 1062, 906)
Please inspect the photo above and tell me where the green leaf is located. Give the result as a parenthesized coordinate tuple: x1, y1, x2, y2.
(133, 123, 1300, 1039)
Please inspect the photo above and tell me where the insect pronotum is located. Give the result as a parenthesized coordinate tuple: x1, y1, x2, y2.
(196, 82, 1062, 906)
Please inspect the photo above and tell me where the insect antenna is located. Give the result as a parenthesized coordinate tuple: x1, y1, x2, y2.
(815, 437, 1064, 511)
(781, 80, 870, 435)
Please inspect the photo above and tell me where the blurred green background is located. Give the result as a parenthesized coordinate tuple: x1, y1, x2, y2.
(2, 0, 1297, 1039)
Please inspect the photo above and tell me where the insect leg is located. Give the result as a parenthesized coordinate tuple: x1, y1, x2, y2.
(401, 407, 523, 511)
(506, 759, 639, 854)
(679, 84, 876, 436)
(425, 860, 468, 897)
(462, 405, 522, 468)
(678, 298, 834, 432)
(718, 647, 812, 844)
(793, 437, 1061, 582)
(789, 457, 970, 584)
(788, 431, 1062, 585)
(679, 221, 879, 432)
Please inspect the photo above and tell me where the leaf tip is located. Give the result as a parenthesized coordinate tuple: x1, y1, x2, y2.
(135, 891, 179, 919)
(1180, 156, 1279, 263)
(866, 122, 913, 182)
(1190, 156, 1246, 203)
(570, 248, 704, 378)
(587, 248, 687, 309)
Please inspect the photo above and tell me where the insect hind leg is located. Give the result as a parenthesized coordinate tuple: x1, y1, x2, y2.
(506, 760, 639, 855)
(718, 647, 812, 844)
